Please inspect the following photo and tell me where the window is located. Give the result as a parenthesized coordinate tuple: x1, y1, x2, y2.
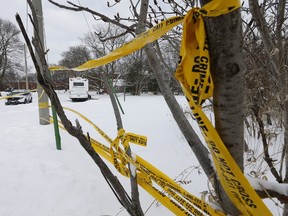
(73, 82, 84, 87)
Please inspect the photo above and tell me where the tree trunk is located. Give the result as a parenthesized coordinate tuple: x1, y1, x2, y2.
(102, 71, 123, 130)
(0, 54, 8, 90)
(102, 70, 144, 216)
(0, 73, 5, 90)
(201, 1, 244, 214)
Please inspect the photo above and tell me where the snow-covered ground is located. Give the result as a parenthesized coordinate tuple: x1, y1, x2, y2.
(0, 91, 282, 215)
(0, 91, 208, 216)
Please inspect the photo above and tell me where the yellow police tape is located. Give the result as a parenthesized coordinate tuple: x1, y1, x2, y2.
(48, 0, 272, 215)
(38, 101, 49, 109)
(175, 0, 272, 215)
(53, 106, 224, 216)
(38, 88, 46, 102)
(49, 16, 184, 71)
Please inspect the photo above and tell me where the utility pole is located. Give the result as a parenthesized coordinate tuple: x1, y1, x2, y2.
(32, 0, 50, 125)
(31, 0, 61, 150)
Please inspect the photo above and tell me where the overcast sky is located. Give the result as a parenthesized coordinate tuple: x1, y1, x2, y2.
(1, 0, 129, 69)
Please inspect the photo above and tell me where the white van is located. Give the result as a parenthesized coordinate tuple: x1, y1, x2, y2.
(69, 77, 90, 102)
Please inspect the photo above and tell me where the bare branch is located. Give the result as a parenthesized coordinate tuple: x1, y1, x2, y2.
(276, 0, 286, 58)
(252, 104, 282, 183)
(48, 0, 134, 32)
(248, 0, 280, 75)
(98, 27, 136, 42)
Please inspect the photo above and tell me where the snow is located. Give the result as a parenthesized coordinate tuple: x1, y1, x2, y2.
(0, 91, 284, 215)
(130, 152, 137, 178)
(248, 176, 288, 197)
(0, 91, 206, 216)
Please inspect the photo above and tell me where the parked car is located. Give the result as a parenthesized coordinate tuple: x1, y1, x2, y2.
(5, 87, 14, 92)
(5, 90, 33, 105)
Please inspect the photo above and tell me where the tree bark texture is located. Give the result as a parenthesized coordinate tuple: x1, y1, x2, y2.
(204, 9, 244, 171)
(200, 0, 245, 214)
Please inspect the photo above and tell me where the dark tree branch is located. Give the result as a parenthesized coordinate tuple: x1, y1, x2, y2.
(97, 27, 136, 42)
(16, 9, 140, 216)
(275, 0, 286, 65)
(252, 104, 282, 183)
(102, 64, 144, 215)
(248, 0, 280, 75)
